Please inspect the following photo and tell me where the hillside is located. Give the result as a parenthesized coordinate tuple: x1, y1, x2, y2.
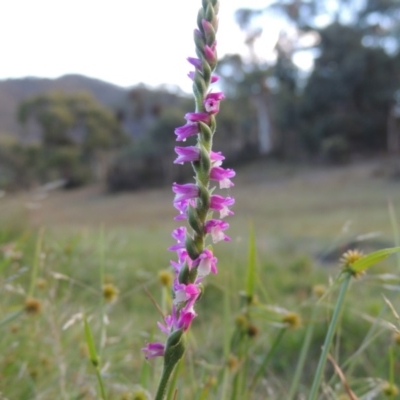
(0, 74, 129, 137)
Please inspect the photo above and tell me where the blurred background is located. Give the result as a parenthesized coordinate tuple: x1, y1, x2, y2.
(0, 0, 399, 195)
(1, 2, 400, 399)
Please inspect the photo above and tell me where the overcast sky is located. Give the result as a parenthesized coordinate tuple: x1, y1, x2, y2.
(0, 0, 287, 92)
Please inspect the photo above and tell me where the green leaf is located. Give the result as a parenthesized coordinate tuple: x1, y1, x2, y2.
(351, 247, 400, 273)
(83, 315, 108, 400)
(83, 315, 99, 367)
(245, 223, 256, 302)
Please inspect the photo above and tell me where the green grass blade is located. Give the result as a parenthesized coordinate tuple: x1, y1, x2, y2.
(351, 247, 400, 274)
(220, 286, 231, 400)
(98, 227, 106, 358)
(223, 286, 231, 359)
(388, 200, 400, 271)
(27, 229, 43, 298)
(84, 315, 99, 366)
(83, 315, 107, 400)
(219, 367, 230, 400)
(339, 304, 389, 378)
(139, 359, 151, 389)
(250, 328, 286, 391)
(246, 223, 256, 302)
(288, 305, 318, 400)
(308, 273, 352, 400)
(389, 346, 395, 390)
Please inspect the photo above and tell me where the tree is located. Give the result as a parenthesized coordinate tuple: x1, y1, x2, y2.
(216, 55, 277, 155)
(300, 23, 399, 156)
(229, 0, 400, 159)
(18, 91, 127, 186)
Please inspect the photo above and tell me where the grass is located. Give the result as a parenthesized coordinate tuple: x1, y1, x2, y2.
(1, 160, 400, 399)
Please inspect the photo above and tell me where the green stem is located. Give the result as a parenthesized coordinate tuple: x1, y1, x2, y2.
(220, 367, 230, 400)
(220, 286, 231, 400)
(231, 335, 244, 400)
(288, 305, 318, 400)
(166, 358, 183, 400)
(308, 273, 351, 400)
(389, 346, 395, 391)
(83, 315, 107, 400)
(95, 368, 107, 400)
(155, 362, 178, 400)
(99, 227, 106, 358)
(240, 337, 251, 396)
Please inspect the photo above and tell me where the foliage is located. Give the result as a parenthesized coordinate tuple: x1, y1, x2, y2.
(107, 99, 259, 192)
(107, 107, 192, 191)
(16, 91, 127, 188)
(217, 0, 400, 160)
(0, 212, 399, 399)
(299, 23, 399, 156)
(0, 138, 42, 190)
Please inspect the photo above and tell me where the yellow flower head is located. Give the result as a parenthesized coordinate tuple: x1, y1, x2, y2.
(124, 386, 151, 400)
(312, 284, 327, 298)
(393, 331, 400, 345)
(247, 323, 259, 338)
(234, 314, 248, 330)
(340, 249, 364, 277)
(158, 270, 173, 287)
(282, 312, 302, 329)
(206, 375, 218, 387)
(382, 382, 399, 397)
(103, 283, 119, 302)
(227, 354, 240, 372)
(132, 391, 149, 400)
(24, 297, 42, 315)
(36, 278, 48, 290)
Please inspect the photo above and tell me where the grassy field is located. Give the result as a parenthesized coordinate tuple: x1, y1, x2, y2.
(1, 160, 400, 399)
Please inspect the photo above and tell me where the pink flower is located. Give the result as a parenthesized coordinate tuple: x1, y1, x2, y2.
(173, 198, 197, 221)
(170, 249, 193, 275)
(173, 199, 189, 220)
(210, 150, 225, 164)
(176, 306, 197, 331)
(204, 219, 231, 243)
(204, 92, 225, 114)
(174, 283, 200, 307)
(210, 166, 235, 189)
(174, 146, 200, 164)
(207, 92, 225, 101)
(172, 183, 198, 203)
(142, 342, 165, 359)
(210, 195, 235, 218)
(201, 19, 214, 37)
(185, 112, 210, 123)
(204, 98, 220, 114)
(168, 226, 186, 251)
(175, 122, 199, 142)
(163, 304, 197, 332)
(146, 0, 233, 363)
(187, 57, 202, 70)
(195, 249, 218, 276)
(204, 44, 217, 64)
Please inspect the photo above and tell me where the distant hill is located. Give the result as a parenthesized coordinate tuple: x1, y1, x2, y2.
(0, 74, 129, 137)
